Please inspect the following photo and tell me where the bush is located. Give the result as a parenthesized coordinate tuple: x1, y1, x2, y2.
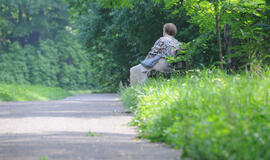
(119, 86, 140, 111)
(120, 69, 270, 160)
(0, 42, 29, 84)
(0, 33, 94, 90)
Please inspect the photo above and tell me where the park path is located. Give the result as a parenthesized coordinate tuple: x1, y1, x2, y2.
(0, 94, 180, 160)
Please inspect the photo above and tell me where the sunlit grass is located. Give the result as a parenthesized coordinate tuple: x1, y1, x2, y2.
(69, 90, 93, 95)
(0, 84, 71, 101)
(120, 69, 270, 160)
(69, 88, 115, 95)
(39, 156, 49, 160)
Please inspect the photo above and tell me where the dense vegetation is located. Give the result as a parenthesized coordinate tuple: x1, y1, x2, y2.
(120, 70, 270, 159)
(67, 0, 200, 90)
(67, 0, 270, 90)
(0, 84, 70, 101)
(0, 0, 94, 90)
(1, 0, 269, 158)
(1, 0, 269, 90)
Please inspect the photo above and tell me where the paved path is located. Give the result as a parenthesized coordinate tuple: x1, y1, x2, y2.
(0, 94, 180, 160)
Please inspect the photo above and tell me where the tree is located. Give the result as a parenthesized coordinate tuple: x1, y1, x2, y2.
(181, 0, 225, 69)
(0, 0, 93, 90)
(0, 0, 69, 48)
(175, 0, 269, 70)
(66, 0, 199, 88)
(92, 0, 269, 70)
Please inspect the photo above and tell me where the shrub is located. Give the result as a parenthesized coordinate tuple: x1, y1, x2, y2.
(0, 34, 93, 90)
(120, 69, 270, 160)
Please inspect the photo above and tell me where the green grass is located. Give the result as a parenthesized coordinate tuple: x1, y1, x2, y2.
(86, 130, 103, 137)
(69, 87, 117, 95)
(0, 84, 71, 101)
(119, 69, 270, 160)
(69, 89, 110, 95)
(69, 89, 93, 95)
(39, 156, 49, 160)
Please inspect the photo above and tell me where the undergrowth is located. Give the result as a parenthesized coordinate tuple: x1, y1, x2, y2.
(0, 84, 71, 101)
(119, 69, 270, 160)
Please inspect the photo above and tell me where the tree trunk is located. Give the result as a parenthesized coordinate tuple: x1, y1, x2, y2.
(224, 22, 232, 69)
(214, 0, 224, 69)
(19, 9, 23, 23)
(18, 8, 26, 46)
(28, 32, 40, 46)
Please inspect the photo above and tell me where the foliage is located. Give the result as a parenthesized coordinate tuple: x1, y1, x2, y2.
(0, 42, 29, 84)
(67, 0, 199, 89)
(167, 0, 270, 70)
(0, 0, 96, 90)
(120, 69, 270, 160)
(0, 0, 69, 47)
(185, 33, 220, 68)
(0, 33, 92, 90)
(165, 37, 220, 69)
(225, 0, 270, 70)
(92, 0, 270, 70)
(1, 0, 269, 91)
(0, 84, 71, 101)
(119, 86, 140, 111)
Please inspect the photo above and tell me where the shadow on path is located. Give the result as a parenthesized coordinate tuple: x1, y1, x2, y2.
(0, 94, 181, 160)
(0, 131, 180, 160)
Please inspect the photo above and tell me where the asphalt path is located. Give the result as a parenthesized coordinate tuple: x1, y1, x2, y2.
(0, 94, 180, 160)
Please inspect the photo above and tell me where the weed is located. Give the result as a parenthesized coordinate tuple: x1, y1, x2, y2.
(39, 156, 49, 160)
(120, 69, 270, 160)
(86, 131, 103, 137)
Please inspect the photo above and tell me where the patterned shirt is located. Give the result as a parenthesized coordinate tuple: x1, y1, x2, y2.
(147, 35, 181, 58)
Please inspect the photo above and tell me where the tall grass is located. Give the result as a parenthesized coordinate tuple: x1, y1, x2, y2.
(120, 69, 270, 160)
(0, 84, 71, 101)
